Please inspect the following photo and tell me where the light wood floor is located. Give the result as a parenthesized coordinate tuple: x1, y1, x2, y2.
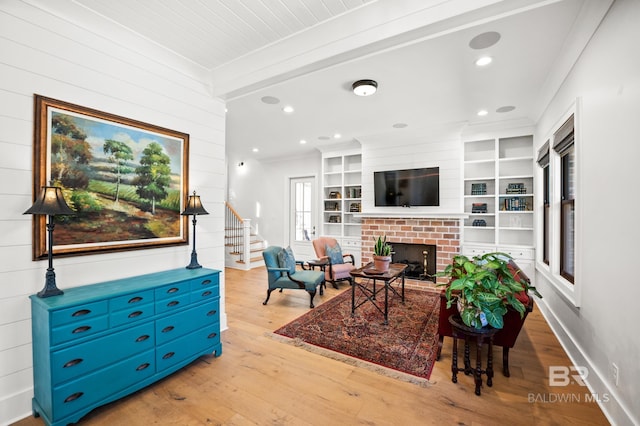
(16, 266, 610, 426)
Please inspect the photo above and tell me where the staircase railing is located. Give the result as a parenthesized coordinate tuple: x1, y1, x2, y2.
(225, 202, 252, 265)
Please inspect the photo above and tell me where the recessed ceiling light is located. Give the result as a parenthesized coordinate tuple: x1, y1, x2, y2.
(252, 148, 259, 152)
(318, 136, 331, 140)
(283, 106, 294, 113)
(352, 79, 378, 96)
(475, 56, 492, 67)
(477, 110, 488, 117)
(469, 31, 501, 50)
(261, 96, 280, 104)
(334, 133, 342, 139)
(496, 105, 516, 113)
(392, 123, 408, 128)
(299, 139, 307, 144)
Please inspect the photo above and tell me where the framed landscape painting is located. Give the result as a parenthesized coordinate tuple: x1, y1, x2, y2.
(30, 95, 190, 259)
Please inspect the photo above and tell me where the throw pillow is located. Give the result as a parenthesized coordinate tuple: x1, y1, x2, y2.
(325, 243, 344, 264)
(277, 246, 297, 275)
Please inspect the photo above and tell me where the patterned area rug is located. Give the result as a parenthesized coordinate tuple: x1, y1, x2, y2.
(273, 286, 440, 382)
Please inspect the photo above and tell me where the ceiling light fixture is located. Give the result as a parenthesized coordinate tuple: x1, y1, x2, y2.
(299, 139, 307, 144)
(252, 148, 259, 152)
(333, 133, 342, 139)
(282, 106, 294, 113)
(477, 109, 488, 116)
(352, 79, 378, 96)
(475, 56, 493, 67)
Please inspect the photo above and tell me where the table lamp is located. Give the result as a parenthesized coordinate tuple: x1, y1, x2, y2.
(181, 191, 209, 269)
(23, 185, 76, 298)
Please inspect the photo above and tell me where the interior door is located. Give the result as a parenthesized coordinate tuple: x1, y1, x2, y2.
(289, 176, 316, 260)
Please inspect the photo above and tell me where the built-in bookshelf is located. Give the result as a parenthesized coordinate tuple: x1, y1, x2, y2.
(321, 150, 362, 264)
(462, 135, 535, 279)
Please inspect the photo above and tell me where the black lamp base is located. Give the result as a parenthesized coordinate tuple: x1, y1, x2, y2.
(37, 270, 64, 298)
(186, 252, 202, 269)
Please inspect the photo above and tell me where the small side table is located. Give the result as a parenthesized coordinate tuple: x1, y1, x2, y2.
(306, 259, 329, 291)
(449, 315, 499, 396)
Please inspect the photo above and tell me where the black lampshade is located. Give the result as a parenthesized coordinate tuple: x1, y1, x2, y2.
(181, 192, 209, 216)
(24, 186, 75, 216)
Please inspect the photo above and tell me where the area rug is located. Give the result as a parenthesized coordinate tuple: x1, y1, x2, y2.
(273, 287, 441, 383)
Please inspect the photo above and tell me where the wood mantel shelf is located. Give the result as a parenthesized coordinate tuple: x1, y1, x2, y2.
(355, 211, 469, 219)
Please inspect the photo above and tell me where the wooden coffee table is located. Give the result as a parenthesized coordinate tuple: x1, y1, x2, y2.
(349, 263, 407, 325)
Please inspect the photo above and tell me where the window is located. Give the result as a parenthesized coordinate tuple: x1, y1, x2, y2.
(537, 141, 550, 265)
(553, 115, 575, 284)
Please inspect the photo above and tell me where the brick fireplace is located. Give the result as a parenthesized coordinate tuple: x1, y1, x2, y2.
(361, 217, 461, 290)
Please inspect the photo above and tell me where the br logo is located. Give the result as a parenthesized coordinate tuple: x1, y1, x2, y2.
(549, 366, 588, 386)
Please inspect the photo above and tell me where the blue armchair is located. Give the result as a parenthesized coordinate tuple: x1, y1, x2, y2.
(262, 246, 325, 308)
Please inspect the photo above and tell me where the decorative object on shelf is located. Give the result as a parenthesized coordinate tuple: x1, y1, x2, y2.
(436, 253, 542, 329)
(502, 197, 528, 211)
(23, 184, 76, 298)
(328, 215, 341, 223)
(372, 235, 392, 272)
(32, 95, 189, 258)
(325, 201, 339, 211)
(471, 203, 488, 213)
(471, 183, 487, 195)
(506, 183, 527, 194)
(472, 219, 487, 227)
(348, 187, 362, 198)
(352, 79, 378, 96)
(349, 202, 361, 212)
(329, 191, 342, 199)
(181, 191, 209, 269)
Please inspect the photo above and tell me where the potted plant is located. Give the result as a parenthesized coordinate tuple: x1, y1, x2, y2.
(372, 235, 392, 272)
(436, 252, 542, 329)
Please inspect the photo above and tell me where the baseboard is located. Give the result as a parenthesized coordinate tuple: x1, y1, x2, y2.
(535, 298, 636, 426)
(0, 387, 33, 425)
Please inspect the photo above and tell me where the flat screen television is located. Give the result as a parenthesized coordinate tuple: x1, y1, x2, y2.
(374, 167, 439, 207)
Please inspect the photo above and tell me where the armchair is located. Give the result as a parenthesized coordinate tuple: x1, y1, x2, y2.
(262, 246, 325, 308)
(436, 260, 533, 377)
(311, 237, 355, 289)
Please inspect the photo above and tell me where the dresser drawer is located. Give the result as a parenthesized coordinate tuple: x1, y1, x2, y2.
(110, 302, 154, 328)
(191, 282, 219, 303)
(155, 281, 190, 300)
(156, 324, 220, 372)
(110, 290, 154, 312)
(52, 349, 155, 421)
(51, 322, 154, 385)
(190, 274, 219, 294)
(51, 315, 109, 346)
(155, 293, 190, 315)
(51, 301, 108, 328)
(155, 299, 219, 345)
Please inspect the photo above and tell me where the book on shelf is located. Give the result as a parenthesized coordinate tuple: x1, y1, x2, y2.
(471, 182, 487, 195)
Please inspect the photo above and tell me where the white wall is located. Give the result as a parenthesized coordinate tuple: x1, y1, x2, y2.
(0, 2, 226, 424)
(226, 151, 322, 248)
(359, 123, 464, 215)
(534, 0, 639, 424)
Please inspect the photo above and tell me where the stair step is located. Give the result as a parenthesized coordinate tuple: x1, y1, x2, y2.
(237, 256, 263, 264)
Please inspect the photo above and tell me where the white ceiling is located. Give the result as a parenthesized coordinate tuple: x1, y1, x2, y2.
(68, 0, 611, 161)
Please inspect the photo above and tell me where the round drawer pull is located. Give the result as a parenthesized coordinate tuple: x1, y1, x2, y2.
(201, 279, 212, 286)
(207, 310, 217, 316)
(162, 326, 175, 333)
(201, 291, 212, 297)
(167, 287, 179, 294)
(167, 300, 180, 307)
(128, 296, 143, 304)
(72, 309, 91, 317)
(136, 363, 151, 371)
(128, 310, 143, 318)
(135, 334, 150, 342)
(162, 352, 175, 360)
(207, 332, 217, 339)
(64, 392, 84, 403)
(63, 358, 83, 368)
(72, 325, 91, 334)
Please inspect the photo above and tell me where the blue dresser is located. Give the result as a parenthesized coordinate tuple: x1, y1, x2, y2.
(30, 268, 222, 426)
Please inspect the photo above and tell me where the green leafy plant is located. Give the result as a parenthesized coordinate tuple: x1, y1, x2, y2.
(373, 235, 392, 256)
(436, 252, 542, 329)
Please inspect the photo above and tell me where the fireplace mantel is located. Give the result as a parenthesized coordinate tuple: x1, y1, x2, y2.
(356, 211, 468, 219)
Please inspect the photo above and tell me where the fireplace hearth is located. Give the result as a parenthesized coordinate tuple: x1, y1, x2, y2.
(391, 243, 436, 282)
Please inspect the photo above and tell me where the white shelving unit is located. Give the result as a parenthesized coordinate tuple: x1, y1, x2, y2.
(462, 135, 535, 279)
(321, 150, 362, 264)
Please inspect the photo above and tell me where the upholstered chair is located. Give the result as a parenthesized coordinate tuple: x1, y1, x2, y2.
(436, 260, 533, 377)
(262, 246, 325, 308)
(312, 237, 355, 289)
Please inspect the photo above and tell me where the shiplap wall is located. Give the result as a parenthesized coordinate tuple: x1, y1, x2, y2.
(0, 2, 226, 423)
(359, 124, 464, 215)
